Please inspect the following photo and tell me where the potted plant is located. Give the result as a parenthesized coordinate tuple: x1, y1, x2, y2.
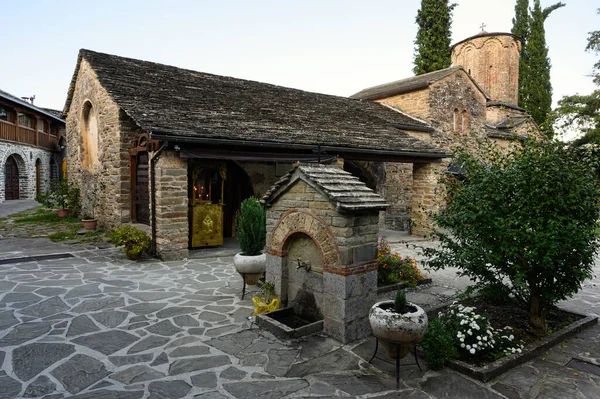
(233, 197, 266, 285)
(109, 225, 151, 260)
(369, 290, 428, 359)
(81, 185, 100, 230)
(37, 180, 74, 217)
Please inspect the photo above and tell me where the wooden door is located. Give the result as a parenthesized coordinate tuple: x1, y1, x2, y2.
(135, 152, 150, 225)
(4, 156, 19, 200)
(35, 160, 41, 196)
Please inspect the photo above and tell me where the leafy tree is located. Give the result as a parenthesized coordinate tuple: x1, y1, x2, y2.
(553, 10, 600, 145)
(513, 0, 564, 133)
(413, 0, 457, 75)
(421, 140, 599, 335)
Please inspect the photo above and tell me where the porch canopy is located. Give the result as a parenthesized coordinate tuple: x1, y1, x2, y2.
(65, 49, 449, 164)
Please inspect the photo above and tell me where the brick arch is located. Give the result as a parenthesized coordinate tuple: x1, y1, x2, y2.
(268, 209, 341, 270)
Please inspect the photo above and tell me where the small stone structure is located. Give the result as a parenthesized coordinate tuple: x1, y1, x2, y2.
(262, 164, 388, 343)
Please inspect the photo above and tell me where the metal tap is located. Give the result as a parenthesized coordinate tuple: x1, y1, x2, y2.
(296, 258, 311, 272)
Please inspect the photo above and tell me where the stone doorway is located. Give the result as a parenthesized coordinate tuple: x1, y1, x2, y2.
(4, 155, 20, 200)
(188, 160, 253, 248)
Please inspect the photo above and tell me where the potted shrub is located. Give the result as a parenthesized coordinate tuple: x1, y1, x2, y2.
(233, 197, 266, 285)
(109, 225, 151, 260)
(81, 186, 100, 230)
(37, 180, 74, 217)
(369, 290, 428, 359)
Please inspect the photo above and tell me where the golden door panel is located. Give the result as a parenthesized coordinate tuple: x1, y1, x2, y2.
(191, 202, 224, 247)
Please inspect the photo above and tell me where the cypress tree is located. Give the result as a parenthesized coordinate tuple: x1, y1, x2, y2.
(413, 0, 457, 76)
(512, 0, 529, 107)
(513, 0, 565, 132)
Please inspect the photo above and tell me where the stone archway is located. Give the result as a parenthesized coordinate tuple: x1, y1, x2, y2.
(268, 209, 340, 272)
(2, 152, 28, 201)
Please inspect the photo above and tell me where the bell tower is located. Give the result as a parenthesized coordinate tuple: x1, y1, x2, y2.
(451, 32, 522, 105)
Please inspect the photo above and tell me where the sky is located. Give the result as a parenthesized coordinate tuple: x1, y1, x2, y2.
(1, 0, 597, 140)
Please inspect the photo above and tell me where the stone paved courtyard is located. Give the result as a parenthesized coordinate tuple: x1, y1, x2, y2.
(0, 230, 599, 398)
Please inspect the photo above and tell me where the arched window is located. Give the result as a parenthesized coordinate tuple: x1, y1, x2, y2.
(453, 109, 461, 133)
(462, 110, 469, 134)
(81, 101, 99, 171)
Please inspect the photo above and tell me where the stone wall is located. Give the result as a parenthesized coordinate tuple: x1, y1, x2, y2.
(376, 89, 431, 120)
(383, 162, 413, 231)
(265, 179, 379, 343)
(411, 162, 448, 236)
(66, 58, 136, 229)
(0, 143, 52, 203)
(153, 150, 189, 261)
(452, 34, 521, 105)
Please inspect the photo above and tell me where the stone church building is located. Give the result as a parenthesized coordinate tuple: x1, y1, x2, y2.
(351, 31, 540, 230)
(63, 30, 538, 260)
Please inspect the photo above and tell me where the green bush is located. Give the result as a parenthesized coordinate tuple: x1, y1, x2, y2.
(109, 225, 151, 260)
(422, 140, 600, 334)
(418, 318, 458, 370)
(235, 197, 266, 256)
(36, 180, 80, 212)
(393, 290, 410, 313)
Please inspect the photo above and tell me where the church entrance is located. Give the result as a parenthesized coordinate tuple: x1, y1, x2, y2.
(189, 160, 253, 248)
(4, 155, 20, 200)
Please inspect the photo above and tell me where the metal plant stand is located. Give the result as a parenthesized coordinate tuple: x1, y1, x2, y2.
(369, 338, 422, 389)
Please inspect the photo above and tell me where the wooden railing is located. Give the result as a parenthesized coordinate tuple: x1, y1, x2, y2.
(0, 120, 59, 150)
(0, 120, 18, 142)
(19, 126, 36, 145)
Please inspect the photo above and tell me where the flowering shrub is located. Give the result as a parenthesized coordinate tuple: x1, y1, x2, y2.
(438, 302, 524, 359)
(377, 237, 424, 287)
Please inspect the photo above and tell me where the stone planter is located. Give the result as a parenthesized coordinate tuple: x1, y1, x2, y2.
(56, 209, 69, 218)
(81, 218, 98, 230)
(233, 253, 266, 285)
(369, 300, 428, 359)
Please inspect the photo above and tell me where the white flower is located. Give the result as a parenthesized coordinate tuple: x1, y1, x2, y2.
(477, 336, 481, 341)
(460, 337, 464, 342)
(467, 329, 473, 335)
(466, 345, 471, 350)
(461, 343, 465, 348)
(509, 335, 514, 340)
(483, 336, 488, 341)
(470, 348, 476, 354)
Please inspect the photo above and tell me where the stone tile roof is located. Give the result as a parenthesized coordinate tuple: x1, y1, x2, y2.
(350, 66, 490, 101)
(262, 163, 389, 212)
(0, 89, 65, 123)
(63, 49, 447, 159)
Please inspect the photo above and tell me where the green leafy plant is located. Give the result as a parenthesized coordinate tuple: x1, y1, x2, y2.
(418, 318, 458, 370)
(235, 197, 266, 256)
(422, 139, 600, 334)
(109, 225, 151, 260)
(259, 281, 277, 302)
(377, 237, 424, 287)
(393, 290, 410, 314)
(37, 180, 78, 210)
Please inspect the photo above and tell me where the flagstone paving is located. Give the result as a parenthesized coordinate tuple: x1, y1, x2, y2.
(0, 235, 598, 398)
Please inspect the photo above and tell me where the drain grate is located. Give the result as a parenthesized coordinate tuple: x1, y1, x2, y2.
(567, 359, 600, 377)
(0, 253, 74, 265)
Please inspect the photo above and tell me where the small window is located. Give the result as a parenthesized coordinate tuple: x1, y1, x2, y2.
(18, 113, 34, 128)
(453, 109, 461, 133)
(462, 110, 469, 134)
(38, 119, 47, 132)
(0, 105, 15, 123)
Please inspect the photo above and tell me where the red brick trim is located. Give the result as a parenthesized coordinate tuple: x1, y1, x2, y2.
(268, 209, 340, 269)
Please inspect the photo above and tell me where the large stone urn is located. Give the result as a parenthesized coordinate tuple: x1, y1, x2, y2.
(369, 300, 428, 359)
(234, 253, 266, 285)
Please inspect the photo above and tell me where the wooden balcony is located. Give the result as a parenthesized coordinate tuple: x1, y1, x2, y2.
(0, 120, 59, 151)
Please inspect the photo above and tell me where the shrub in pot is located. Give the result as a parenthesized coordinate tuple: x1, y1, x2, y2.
(369, 290, 428, 359)
(233, 197, 266, 285)
(109, 225, 151, 260)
